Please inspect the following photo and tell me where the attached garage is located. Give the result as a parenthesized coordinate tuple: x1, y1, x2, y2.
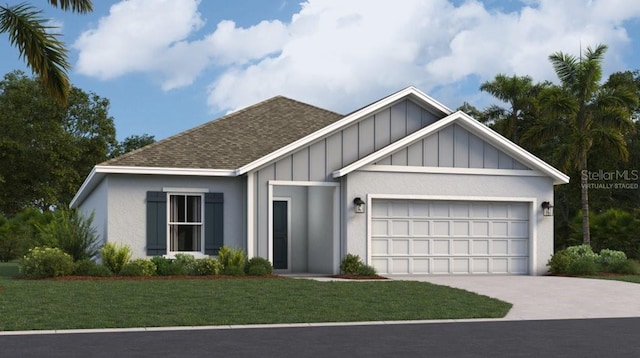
(370, 199, 530, 275)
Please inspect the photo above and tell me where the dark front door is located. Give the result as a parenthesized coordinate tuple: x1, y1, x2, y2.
(273, 201, 288, 270)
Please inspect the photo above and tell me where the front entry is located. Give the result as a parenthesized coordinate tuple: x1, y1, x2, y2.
(272, 200, 288, 269)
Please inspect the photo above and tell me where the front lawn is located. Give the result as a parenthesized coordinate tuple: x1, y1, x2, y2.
(0, 262, 511, 331)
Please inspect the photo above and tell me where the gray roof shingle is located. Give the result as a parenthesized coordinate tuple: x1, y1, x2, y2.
(102, 96, 344, 170)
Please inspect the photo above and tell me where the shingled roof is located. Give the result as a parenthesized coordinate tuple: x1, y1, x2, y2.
(102, 96, 344, 170)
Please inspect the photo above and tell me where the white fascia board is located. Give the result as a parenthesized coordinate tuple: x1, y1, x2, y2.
(69, 165, 237, 208)
(333, 111, 570, 185)
(236, 86, 452, 175)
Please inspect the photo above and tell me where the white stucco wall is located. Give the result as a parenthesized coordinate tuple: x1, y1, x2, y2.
(343, 170, 556, 275)
(87, 174, 246, 258)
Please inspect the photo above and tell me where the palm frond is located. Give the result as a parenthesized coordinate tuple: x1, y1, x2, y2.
(47, 0, 93, 14)
(0, 4, 70, 104)
(549, 51, 578, 88)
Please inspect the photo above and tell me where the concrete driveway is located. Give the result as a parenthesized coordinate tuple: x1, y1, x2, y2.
(396, 275, 640, 320)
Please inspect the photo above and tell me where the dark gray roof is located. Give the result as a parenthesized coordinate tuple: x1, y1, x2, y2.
(102, 96, 344, 170)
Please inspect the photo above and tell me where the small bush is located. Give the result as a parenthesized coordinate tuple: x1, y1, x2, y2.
(245, 257, 273, 276)
(174, 253, 197, 275)
(19, 247, 75, 278)
(221, 265, 245, 276)
(565, 245, 598, 260)
(547, 250, 572, 274)
(192, 257, 221, 276)
(607, 259, 639, 275)
(38, 208, 101, 262)
(340, 253, 364, 274)
(598, 249, 627, 268)
(101, 242, 132, 275)
(74, 259, 112, 277)
(567, 256, 600, 276)
(120, 259, 156, 277)
(218, 246, 246, 275)
(150, 256, 187, 276)
(357, 264, 377, 276)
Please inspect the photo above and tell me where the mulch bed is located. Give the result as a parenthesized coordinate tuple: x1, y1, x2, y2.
(329, 274, 388, 280)
(16, 274, 283, 281)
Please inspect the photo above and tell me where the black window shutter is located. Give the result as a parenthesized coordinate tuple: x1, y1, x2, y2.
(146, 191, 167, 256)
(204, 192, 224, 255)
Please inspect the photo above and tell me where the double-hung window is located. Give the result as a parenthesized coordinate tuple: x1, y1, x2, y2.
(168, 194, 203, 252)
(146, 191, 224, 256)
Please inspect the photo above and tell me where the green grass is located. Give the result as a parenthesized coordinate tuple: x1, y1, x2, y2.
(0, 262, 511, 331)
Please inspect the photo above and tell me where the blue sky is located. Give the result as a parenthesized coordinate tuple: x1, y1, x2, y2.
(2, 0, 640, 140)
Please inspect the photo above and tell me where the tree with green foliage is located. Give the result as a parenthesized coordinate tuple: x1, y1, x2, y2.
(110, 134, 156, 158)
(523, 44, 638, 246)
(0, 70, 116, 216)
(480, 74, 543, 144)
(0, 1, 93, 104)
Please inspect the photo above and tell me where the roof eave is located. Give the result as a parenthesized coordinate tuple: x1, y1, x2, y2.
(70, 165, 237, 208)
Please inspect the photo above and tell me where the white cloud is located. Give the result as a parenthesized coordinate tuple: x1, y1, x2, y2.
(74, 0, 640, 113)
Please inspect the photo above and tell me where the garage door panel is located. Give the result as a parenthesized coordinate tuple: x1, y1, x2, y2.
(453, 258, 470, 273)
(413, 240, 429, 255)
(372, 220, 388, 235)
(392, 221, 410, 236)
(453, 240, 470, 255)
(433, 221, 450, 235)
(371, 200, 529, 275)
(473, 240, 490, 255)
(472, 221, 490, 236)
(452, 221, 470, 236)
(412, 221, 429, 235)
(393, 239, 410, 255)
(433, 240, 450, 255)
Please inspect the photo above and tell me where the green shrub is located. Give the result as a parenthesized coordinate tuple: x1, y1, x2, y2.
(547, 250, 572, 274)
(19, 247, 74, 278)
(74, 259, 112, 277)
(340, 253, 364, 274)
(567, 256, 600, 276)
(0, 208, 54, 262)
(357, 264, 377, 276)
(245, 257, 273, 276)
(149, 256, 187, 276)
(120, 259, 156, 277)
(100, 242, 132, 275)
(192, 257, 222, 276)
(174, 253, 197, 275)
(38, 208, 101, 261)
(221, 265, 245, 276)
(607, 259, 639, 275)
(120, 259, 156, 276)
(564, 245, 598, 260)
(218, 246, 246, 275)
(598, 249, 627, 267)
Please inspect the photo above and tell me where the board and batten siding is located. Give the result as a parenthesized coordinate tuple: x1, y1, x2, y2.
(375, 123, 530, 170)
(252, 99, 441, 259)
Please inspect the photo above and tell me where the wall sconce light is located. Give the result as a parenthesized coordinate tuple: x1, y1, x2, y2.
(353, 197, 365, 213)
(541, 201, 554, 217)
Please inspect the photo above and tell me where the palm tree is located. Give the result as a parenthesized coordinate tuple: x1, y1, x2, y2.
(480, 74, 539, 144)
(523, 44, 638, 245)
(0, 1, 93, 104)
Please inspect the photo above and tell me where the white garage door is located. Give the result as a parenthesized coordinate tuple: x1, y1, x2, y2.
(371, 200, 529, 275)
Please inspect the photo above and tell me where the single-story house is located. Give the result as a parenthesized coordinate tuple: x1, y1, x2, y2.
(71, 86, 569, 275)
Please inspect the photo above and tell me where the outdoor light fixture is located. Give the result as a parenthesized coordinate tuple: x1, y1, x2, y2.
(541, 201, 554, 217)
(353, 197, 365, 213)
